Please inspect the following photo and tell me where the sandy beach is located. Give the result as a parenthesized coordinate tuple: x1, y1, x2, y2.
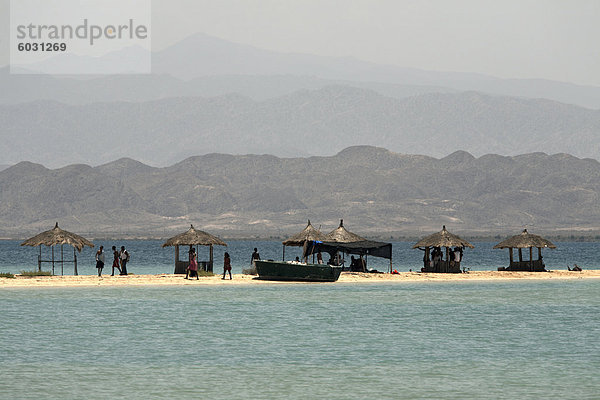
(1, 270, 598, 288)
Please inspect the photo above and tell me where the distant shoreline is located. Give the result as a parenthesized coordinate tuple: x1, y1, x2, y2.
(1, 270, 598, 288)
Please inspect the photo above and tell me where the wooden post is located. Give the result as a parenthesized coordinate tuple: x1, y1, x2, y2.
(61, 245, 64, 276)
(509, 248, 513, 264)
(538, 247, 542, 260)
(518, 248, 523, 263)
(445, 247, 449, 273)
(529, 247, 533, 271)
(209, 245, 214, 273)
(282, 245, 286, 261)
(38, 247, 42, 272)
(73, 248, 78, 276)
(51, 246, 55, 275)
(174, 244, 179, 273)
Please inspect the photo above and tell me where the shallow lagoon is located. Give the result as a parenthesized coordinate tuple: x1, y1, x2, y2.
(2, 281, 599, 399)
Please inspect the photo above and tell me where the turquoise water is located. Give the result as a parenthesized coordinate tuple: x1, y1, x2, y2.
(1, 240, 597, 275)
(1, 281, 599, 399)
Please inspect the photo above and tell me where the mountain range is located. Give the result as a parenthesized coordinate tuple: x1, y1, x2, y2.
(1, 146, 599, 238)
(1, 86, 599, 167)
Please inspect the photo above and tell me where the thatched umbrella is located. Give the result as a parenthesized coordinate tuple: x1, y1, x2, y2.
(325, 219, 366, 243)
(412, 225, 474, 272)
(281, 220, 327, 261)
(162, 224, 227, 273)
(493, 229, 556, 271)
(21, 222, 94, 275)
(321, 219, 367, 268)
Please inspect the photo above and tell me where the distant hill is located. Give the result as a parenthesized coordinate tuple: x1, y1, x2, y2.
(1, 147, 599, 237)
(1, 87, 599, 167)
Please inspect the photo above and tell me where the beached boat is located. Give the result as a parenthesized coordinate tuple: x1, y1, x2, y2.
(255, 260, 342, 282)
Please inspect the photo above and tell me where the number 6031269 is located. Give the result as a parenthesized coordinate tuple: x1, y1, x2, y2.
(17, 42, 67, 51)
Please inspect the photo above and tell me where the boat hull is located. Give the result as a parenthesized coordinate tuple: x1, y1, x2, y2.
(255, 260, 342, 282)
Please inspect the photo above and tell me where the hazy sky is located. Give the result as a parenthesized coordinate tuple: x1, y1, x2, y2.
(2, 0, 599, 86)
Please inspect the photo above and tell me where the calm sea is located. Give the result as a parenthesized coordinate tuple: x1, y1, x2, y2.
(1, 281, 599, 399)
(0, 240, 597, 275)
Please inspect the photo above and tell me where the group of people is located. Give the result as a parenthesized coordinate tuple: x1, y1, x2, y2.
(183, 247, 261, 280)
(95, 245, 130, 277)
(426, 246, 463, 268)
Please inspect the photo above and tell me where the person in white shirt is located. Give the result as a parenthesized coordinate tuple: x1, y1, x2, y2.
(95, 246, 105, 277)
(119, 246, 130, 275)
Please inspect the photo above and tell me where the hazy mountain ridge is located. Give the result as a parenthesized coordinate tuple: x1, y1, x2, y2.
(1, 87, 599, 167)
(5, 32, 600, 109)
(1, 147, 599, 237)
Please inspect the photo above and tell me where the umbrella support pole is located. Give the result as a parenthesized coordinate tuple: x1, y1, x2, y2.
(61, 245, 64, 276)
(282, 245, 285, 261)
(38, 247, 42, 272)
(51, 246, 55, 275)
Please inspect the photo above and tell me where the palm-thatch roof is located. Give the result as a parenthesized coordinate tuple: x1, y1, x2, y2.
(162, 224, 227, 247)
(21, 222, 94, 252)
(412, 225, 474, 249)
(325, 219, 366, 243)
(493, 229, 556, 249)
(282, 220, 327, 246)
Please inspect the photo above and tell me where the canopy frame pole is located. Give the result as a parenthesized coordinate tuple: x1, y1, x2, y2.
(518, 248, 523, 263)
(509, 248, 513, 265)
(38, 247, 42, 272)
(282, 245, 286, 261)
(209, 244, 214, 273)
(51, 246, 55, 275)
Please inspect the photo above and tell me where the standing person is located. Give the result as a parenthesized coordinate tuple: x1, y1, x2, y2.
(251, 248, 260, 267)
(111, 246, 121, 276)
(223, 252, 232, 280)
(317, 252, 323, 264)
(95, 246, 105, 277)
(119, 246, 130, 276)
(185, 247, 198, 280)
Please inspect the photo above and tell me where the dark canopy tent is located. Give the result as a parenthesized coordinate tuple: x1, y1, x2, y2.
(303, 240, 393, 272)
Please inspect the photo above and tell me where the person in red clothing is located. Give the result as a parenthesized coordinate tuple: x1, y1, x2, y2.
(185, 247, 198, 280)
(222, 252, 232, 280)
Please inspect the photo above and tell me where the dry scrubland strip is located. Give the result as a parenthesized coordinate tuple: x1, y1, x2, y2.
(0, 270, 599, 288)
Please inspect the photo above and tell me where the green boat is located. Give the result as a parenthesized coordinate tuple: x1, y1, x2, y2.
(255, 260, 342, 282)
